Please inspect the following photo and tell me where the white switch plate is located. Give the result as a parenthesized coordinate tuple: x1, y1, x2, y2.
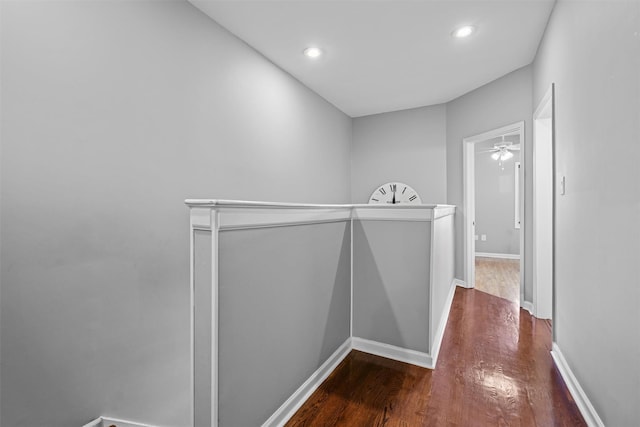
(560, 176, 566, 195)
(481, 234, 487, 241)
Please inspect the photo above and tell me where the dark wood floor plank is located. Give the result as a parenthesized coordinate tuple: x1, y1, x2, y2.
(285, 287, 586, 427)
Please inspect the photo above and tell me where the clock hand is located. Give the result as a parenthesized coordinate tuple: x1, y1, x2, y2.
(392, 191, 396, 204)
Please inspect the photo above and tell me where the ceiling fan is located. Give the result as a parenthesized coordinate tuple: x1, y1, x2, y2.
(477, 136, 521, 164)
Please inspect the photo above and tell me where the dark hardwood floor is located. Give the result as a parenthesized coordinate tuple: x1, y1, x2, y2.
(286, 288, 586, 427)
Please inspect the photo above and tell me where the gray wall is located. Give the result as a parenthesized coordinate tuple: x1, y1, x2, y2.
(351, 105, 447, 203)
(533, 0, 640, 424)
(193, 231, 212, 427)
(446, 66, 533, 300)
(218, 222, 351, 427)
(475, 137, 521, 255)
(0, 1, 351, 426)
(350, 67, 532, 296)
(352, 221, 431, 353)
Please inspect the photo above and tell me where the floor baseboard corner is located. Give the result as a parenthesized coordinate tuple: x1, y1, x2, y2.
(453, 278, 469, 288)
(475, 252, 520, 260)
(83, 417, 158, 427)
(82, 418, 103, 427)
(429, 279, 457, 368)
(522, 300, 534, 315)
(262, 338, 352, 427)
(551, 343, 605, 427)
(351, 337, 433, 369)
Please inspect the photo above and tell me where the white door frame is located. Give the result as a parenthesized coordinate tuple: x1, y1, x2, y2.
(463, 121, 525, 307)
(532, 85, 554, 320)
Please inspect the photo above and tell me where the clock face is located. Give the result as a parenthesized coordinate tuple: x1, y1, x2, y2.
(369, 182, 422, 204)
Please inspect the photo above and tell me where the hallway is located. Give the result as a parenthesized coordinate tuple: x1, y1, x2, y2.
(287, 288, 585, 426)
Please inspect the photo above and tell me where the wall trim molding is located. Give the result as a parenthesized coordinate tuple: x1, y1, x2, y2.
(352, 206, 433, 221)
(475, 252, 520, 260)
(453, 278, 470, 288)
(351, 337, 433, 369)
(429, 280, 457, 368)
(186, 200, 456, 230)
(82, 417, 158, 427)
(522, 300, 534, 315)
(551, 343, 605, 427)
(262, 338, 352, 427)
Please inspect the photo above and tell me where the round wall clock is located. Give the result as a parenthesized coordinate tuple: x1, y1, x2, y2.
(368, 182, 422, 204)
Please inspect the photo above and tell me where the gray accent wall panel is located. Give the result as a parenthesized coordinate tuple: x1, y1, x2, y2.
(217, 222, 351, 427)
(353, 220, 431, 353)
(193, 231, 212, 427)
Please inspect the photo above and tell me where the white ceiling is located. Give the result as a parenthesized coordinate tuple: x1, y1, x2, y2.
(189, 0, 554, 118)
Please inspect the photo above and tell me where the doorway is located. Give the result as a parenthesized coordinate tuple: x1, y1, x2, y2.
(463, 122, 525, 307)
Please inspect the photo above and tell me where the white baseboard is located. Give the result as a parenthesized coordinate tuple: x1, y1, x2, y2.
(551, 343, 604, 427)
(262, 338, 351, 427)
(82, 419, 103, 427)
(475, 252, 520, 260)
(453, 278, 469, 288)
(522, 300, 534, 315)
(429, 280, 457, 368)
(351, 337, 433, 369)
(82, 417, 158, 427)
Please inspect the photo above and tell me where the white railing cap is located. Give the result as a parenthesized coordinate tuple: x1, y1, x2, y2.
(185, 199, 454, 210)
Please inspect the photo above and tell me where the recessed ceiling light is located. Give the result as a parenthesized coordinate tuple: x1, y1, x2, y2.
(303, 47, 323, 58)
(452, 25, 476, 38)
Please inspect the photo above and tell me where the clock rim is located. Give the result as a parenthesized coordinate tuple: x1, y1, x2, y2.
(368, 181, 422, 204)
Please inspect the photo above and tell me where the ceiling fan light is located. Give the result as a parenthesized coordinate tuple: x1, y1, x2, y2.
(491, 151, 501, 160)
(501, 151, 514, 161)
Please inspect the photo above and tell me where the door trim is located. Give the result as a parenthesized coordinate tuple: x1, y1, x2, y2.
(532, 84, 555, 320)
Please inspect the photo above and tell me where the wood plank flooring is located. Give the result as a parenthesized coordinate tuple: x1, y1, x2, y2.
(475, 256, 520, 303)
(286, 288, 585, 427)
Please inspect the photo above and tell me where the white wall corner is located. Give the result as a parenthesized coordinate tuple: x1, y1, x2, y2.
(551, 343, 605, 427)
(262, 338, 352, 427)
(82, 418, 103, 427)
(83, 417, 159, 427)
(522, 300, 534, 315)
(453, 278, 470, 288)
(351, 337, 433, 369)
(475, 252, 520, 260)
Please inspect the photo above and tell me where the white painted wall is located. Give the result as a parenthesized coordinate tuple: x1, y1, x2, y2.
(351, 105, 447, 203)
(533, 0, 640, 424)
(446, 66, 533, 299)
(532, 109, 553, 320)
(0, 1, 351, 426)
